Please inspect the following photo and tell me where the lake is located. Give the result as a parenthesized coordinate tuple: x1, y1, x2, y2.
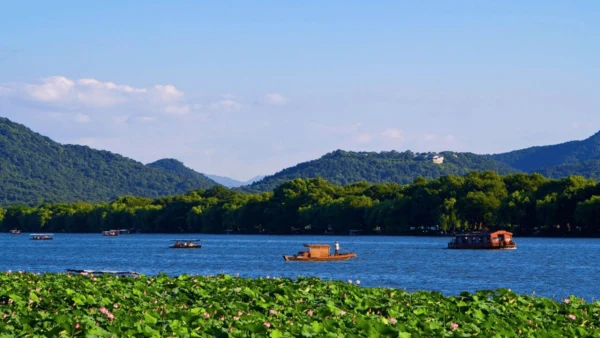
(2, 234, 599, 300)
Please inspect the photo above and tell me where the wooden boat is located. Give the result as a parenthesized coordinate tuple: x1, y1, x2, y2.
(447, 230, 516, 250)
(102, 230, 119, 236)
(9, 229, 21, 235)
(30, 233, 54, 240)
(169, 239, 202, 249)
(66, 269, 140, 278)
(283, 244, 357, 261)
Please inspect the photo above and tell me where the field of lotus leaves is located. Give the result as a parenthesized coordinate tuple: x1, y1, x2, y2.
(0, 272, 599, 337)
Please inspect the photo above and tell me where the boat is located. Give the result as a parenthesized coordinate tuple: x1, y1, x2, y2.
(9, 229, 21, 235)
(169, 239, 202, 249)
(66, 269, 140, 278)
(102, 230, 119, 236)
(283, 244, 357, 261)
(447, 230, 516, 250)
(30, 233, 54, 240)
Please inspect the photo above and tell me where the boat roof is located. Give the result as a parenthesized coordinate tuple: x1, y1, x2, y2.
(303, 244, 330, 248)
(30, 233, 54, 236)
(172, 239, 201, 241)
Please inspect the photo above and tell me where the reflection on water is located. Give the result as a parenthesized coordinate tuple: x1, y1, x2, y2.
(2, 234, 599, 299)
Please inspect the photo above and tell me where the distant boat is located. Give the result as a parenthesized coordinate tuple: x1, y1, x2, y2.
(9, 229, 21, 235)
(447, 230, 516, 250)
(30, 233, 54, 240)
(66, 269, 140, 278)
(102, 230, 119, 236)
(283, 244, 357, 261)
(169, 239, 202, 249)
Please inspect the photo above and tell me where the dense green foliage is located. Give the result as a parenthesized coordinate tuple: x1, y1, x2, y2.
(0, 273, 598, 337)
(491, 131, 600, 172)
(0, 118, 217, 206)
(241, 150, 517, 193)
(535, 159, 600, 181)
(2, 172, 600, 236)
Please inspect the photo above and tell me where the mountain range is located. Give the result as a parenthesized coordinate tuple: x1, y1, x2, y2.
(1, 116, 600, 205)
(206, 174, 266, 188)
(0, 117, 217, 205)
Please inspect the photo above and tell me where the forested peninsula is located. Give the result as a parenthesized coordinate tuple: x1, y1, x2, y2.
(1, 171, 599, 237)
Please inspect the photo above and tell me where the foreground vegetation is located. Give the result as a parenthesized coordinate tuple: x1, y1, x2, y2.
(0, 273, 598, 337)
(2, 171, 600, 236)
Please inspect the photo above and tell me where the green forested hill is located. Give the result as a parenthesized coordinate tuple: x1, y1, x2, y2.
(0, 117, 217, 205)
(239, 150, 517, 193)
(147, 158, 217, 187)
(491, 131, 600, 172)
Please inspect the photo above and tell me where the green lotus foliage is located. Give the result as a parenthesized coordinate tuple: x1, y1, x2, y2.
(0, 273, 598, 337)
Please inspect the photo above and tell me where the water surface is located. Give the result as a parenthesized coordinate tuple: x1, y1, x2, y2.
(2, 234, 598, 300)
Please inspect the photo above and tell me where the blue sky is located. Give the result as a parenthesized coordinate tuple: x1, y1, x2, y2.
(1, 1, 598, 180)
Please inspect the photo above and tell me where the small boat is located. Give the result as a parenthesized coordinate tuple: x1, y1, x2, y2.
(66, 269, 140, 278)
(447, 230, 516, 250)
(102, 230, 119, 236)
(30, 233, 54, 240)
(9, 229, 21, 235)
(169, 239, 202, 249)
(283, 244, 357, 261)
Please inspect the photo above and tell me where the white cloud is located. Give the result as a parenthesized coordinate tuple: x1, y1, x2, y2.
(382, 128, 403, 140)
(152, 84, 184, 102)
(4, 76, 184, 108)
(24, 76, 75, 102)
(165, 105, 191, 115)
(263, 93, 287, 105)
(74, 113, 91, 123)
(210, 99, 242, 112)
(314, 122, 362, 134)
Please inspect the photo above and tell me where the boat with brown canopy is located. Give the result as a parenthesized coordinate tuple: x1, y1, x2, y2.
(283, 244, 357, 261)
(447, 230, 516, 250)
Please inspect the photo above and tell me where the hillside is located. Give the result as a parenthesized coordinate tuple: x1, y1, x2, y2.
(534, 159, 600, 180)
(239, 150, 517, 193)
(148, 159, 216, 187)
(491, 131, 600, 172)
(0, 117, 217, 206)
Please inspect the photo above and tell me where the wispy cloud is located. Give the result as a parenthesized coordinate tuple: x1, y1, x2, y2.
(210, 99, 242, 112)
(263, 93, 287, 105)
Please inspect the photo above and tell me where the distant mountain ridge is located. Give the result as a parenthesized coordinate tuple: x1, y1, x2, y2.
(239, 150, 518, 193)
(0, 117, 217, 206)
(206, 174, 266, 188)
(490, 131, 600, 173)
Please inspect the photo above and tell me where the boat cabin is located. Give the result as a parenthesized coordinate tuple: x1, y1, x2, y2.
(30, 233, 54, 240)
(169, 239, 202, 249)
(448, 230, 516, 249)
(299, 244, 331, 258)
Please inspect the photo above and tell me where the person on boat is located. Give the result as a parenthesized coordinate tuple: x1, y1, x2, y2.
(335, 241, 340, 256)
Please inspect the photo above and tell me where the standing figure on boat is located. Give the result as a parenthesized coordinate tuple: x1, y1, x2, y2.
(335, 241, 340, 256)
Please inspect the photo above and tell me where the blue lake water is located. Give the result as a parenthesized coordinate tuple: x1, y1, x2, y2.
(1, 234, 599, 300)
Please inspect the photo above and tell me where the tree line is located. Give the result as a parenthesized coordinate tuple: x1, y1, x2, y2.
(1, 171, 600, 236)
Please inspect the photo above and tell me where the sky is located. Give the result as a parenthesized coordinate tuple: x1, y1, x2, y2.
(0, 1, 598, 180)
